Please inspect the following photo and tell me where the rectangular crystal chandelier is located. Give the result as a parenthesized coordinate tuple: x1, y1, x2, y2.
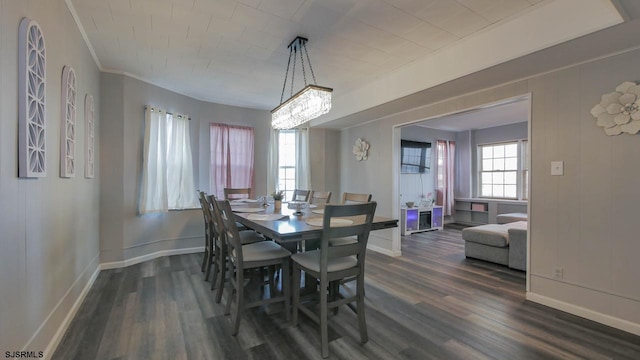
(271, 85, 332, 130)
(271, 37, 332, 129)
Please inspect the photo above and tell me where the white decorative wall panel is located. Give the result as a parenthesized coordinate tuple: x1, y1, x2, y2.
(60, 66, 77, 178)
(18, 18, 47, 178)
(84, 94, 95, 178)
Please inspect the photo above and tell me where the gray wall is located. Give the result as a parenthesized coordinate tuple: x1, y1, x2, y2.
(99, 74, 337, 264)
(309, 128, 341, 202)
(100, 73, 272, 264)
(1, 0, 101, 352)
(340, 46, 640, 331)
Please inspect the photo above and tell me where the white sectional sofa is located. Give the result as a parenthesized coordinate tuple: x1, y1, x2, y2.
(462, 220, 527, 271)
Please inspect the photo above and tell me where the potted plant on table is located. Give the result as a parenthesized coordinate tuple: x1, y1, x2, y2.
(272, 190, 284, 210)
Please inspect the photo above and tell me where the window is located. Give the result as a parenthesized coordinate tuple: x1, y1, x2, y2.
(140, 108, 198, 213)
(522, 140, 529, 200)
(210, 124, 254, 199)
(401, 140, 431, 173)
(478, 141, 527, 199)
(278, 130, 296, 201)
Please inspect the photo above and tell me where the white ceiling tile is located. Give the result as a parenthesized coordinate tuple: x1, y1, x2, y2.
(291, 1, 347, 34)
(237, 0, 262, 8)
(402, 21, 459, 50)
(349, 0, 424, 37)
(206, 17, 246, 36)
(193, 0, 237, 19)
(171, 6, 214, 33)
(67, 0, 607, 111)
(457, 0, 533, 23)
(232, 3, 272, 30)
(414, 1, 491, 38)
(258, 0, 306, 19)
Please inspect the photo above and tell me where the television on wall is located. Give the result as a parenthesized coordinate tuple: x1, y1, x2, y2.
(401, 140, 431, 173)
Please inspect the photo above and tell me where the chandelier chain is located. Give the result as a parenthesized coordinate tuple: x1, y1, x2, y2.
(290, 45, 297, 98)
(271, 35, 332, 130)
(302, 43, 318, 85)
(299, 41, 308, 87)
(279, 47, 294, 104)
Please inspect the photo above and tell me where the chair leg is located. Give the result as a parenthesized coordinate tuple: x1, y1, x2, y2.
(204, 251, 213, 281)
(292, 263, 301, 326)
(201, 247, 208, 272)
(282, 260, 290, 321)
(356, 275, 368, 344)
(320, 277, 329, 358)
(330, 281, 340, 315)
(215, 252, 228, 303)
(210, 250, 220, 291)
(231, 268, 244, 336)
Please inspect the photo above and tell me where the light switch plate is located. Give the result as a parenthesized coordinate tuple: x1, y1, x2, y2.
(551, 161, 564, 176)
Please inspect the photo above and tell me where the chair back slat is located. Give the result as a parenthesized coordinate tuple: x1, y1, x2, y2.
(224, 187, 251, 200)
(320, 202, 377, 276)
(291, 189, 311, 202)
(207, 195, 223, 244)
(214, 198, 243, 265)
(341, 192, 372, 204)
(309, 190, 331, 204)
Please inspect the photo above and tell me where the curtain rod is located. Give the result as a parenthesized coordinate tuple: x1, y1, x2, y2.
(145, 106, 191, 120)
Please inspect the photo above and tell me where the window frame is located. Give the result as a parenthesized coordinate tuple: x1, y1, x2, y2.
(277, 130, 297, 202)
(477, 139, 528, 200)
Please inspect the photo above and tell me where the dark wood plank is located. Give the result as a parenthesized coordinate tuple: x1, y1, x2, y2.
(52, 227, 640, 359)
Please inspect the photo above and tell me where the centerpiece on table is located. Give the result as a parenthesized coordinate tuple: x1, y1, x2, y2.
(272, 190, 284, 211)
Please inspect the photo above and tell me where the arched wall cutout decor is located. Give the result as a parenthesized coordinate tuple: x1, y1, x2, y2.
(85, 94, 95, 179)
(18, 17, 47, 178)
(60, 66, 77, 178)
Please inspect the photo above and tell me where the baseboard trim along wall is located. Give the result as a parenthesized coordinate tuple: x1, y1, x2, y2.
(30, 255, 101, 360)
(100, 246, 204, 270)
(367, 244, 402, 257)
(527, 292, 640, 337)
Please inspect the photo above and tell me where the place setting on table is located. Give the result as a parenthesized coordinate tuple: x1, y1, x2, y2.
(225, 193, 397, 246)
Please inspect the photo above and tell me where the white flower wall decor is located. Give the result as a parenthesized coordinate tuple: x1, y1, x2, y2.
(353, 138, 369, 161)
(18, 18, 47, 178)
(590, 81, 640, 135)
(60, 66, 77, 178)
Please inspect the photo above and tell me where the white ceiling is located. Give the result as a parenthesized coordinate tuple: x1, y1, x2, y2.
(67, 0, 624, 125)
(415, 97, 529, 132)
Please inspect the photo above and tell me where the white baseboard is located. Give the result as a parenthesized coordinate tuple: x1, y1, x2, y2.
(367, 244, 402, 257)
(100, 246, 204, 270)
(526, 292, 640, 336)
(28, 255, 101, 360)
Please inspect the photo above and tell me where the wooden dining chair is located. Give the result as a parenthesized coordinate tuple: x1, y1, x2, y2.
(291, 202, 377, 358)
(309, 190, 331, 204)
(329, 193, 373, 247)
(224, 187, 251, 200)
(215, 198, 291, 335)
(198, 191, 215, 280)
(208, 195, 265, 302)
(341, 192, 372, 204)
(291, 189, 311, 202)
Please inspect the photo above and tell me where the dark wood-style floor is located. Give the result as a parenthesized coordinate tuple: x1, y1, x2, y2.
(53, 227, 640, 359)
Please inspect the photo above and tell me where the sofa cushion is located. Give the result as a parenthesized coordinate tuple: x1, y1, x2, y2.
(496, 213, 528, 224)
(462, 221, 527, 247)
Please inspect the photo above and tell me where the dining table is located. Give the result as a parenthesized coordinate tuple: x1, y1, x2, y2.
(229, 200, 398, 247)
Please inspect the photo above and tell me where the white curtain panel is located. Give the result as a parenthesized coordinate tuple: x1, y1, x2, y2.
(166, 113, 198, 209)
(267, 128, 279, 193)
(295, 128, 311, 190)
(140, 107, 197, 214)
